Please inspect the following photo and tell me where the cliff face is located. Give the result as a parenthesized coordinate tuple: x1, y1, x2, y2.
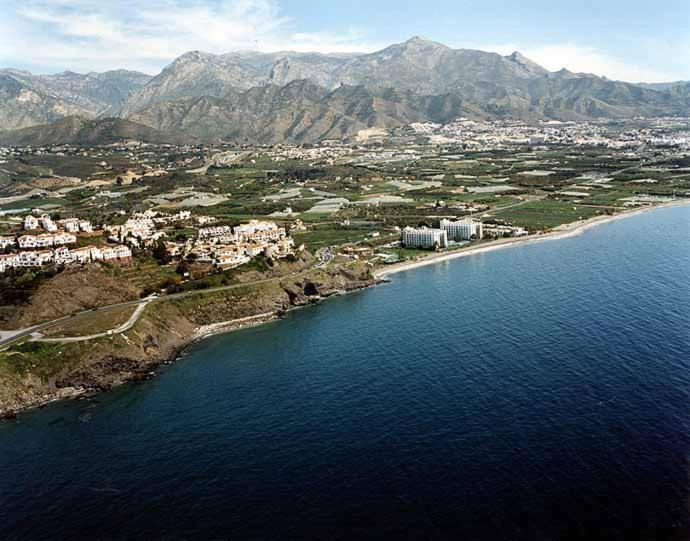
(0, 263, 377, 417)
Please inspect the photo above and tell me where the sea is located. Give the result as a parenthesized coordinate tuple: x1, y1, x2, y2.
(1, 205, 688, 540)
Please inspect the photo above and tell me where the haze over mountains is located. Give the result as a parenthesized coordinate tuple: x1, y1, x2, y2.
(1, 37, 689, 145)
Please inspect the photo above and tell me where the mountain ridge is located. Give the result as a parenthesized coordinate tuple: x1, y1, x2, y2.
(1, 37, 689, 144)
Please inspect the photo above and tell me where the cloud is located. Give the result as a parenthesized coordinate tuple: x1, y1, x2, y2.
(0, 0, 382, 74)
(0, 2, 685, 83)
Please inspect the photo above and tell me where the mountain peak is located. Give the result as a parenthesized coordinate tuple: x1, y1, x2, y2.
(506, 51, 547, 74)
(401, 35, 447, 48)
(174, 50, 215, 64)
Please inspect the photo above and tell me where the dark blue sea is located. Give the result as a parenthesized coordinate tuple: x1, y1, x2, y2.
(1, 205, 689, 540)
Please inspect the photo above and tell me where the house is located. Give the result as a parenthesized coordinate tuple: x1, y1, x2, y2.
(78, 220, 94, 233)
(101, 245, 132, 262)
(0, 236, 15, 249)
(54, 246, 72, 264)
(0, 253, 18, 272)
(59, 219, 81, 233)
(18, 235, 38, 249)
(53, 232, 77, 246)
(40, 214, 58, 232)
(71, 246, 99, 263)
(24, 215, 39, 230)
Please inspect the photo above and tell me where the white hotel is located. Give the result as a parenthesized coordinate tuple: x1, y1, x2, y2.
(402, 226, 448, 249)
(440, 218, 483, 241)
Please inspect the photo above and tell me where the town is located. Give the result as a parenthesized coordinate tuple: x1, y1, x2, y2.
(0, 116, 688, 297)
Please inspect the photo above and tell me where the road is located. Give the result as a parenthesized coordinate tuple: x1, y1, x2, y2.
(38, 300, 151, 343)
(0, 268, 313, 349)
(315, 247, 334, 268)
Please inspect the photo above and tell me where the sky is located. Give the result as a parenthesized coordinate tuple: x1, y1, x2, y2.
(0, 0, 688, 83)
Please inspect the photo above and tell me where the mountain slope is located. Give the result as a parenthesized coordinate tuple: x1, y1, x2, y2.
(120, 37, 546, 113)
(0, 69, 151, 130)
(0, 117, 189, 146)
(126, 79, 474, 143)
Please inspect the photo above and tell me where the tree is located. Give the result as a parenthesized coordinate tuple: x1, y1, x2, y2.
(151, 240, 170, 264)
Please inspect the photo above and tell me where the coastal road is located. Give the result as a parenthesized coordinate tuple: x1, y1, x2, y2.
(0, 267, 314, 349)
(38, 300, 152, 343)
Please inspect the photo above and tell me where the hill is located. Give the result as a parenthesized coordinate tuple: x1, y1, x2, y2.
(0, 117, 190, 146)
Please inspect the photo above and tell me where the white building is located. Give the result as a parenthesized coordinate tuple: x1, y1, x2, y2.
(60, 218, 81, 233)
(234, 220, 285, 243)
(52, 232, 77, 246)
(79, 220, 94, 233)
(18, 233, 76, 249)
(440, 218, 483, 240)
(0, 253, 18, 272)
(483, 224, 528, 238)
(199, 225, 235, 239)
(40, 214, 58, 232)
(0, 236, 15, 249)
(24, 215, 39, 230)
(402, 226, 448, 249)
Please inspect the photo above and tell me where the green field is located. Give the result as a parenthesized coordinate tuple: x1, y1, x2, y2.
(492, 200, 608, 229)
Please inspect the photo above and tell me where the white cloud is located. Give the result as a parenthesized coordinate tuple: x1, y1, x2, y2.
(0, 0, 382, 74)
(0, 2, 685, 83)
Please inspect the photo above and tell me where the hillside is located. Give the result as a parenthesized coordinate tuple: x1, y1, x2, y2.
(0, 116, 191, 146)
(0, 69, 151, 130)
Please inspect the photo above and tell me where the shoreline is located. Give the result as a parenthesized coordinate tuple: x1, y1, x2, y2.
(374, 199, 690, 278)
(1, 200, 687, 419)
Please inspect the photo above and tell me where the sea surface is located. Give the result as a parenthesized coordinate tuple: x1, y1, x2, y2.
(1, 206, 689, 540)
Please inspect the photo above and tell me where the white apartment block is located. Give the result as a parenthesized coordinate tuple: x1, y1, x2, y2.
(234, 220, 285, 243)
(0, 244, 132, 273)
(402, 226, 448, 249)
(79, 220, 94, 233)
(199, 225, 235, 239)
(53, 232, 78, 246)
(440, 218, 484, 240)
(18, 233, 76, 249)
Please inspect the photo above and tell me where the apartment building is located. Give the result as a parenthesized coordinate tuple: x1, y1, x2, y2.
(402, 226, 448, 249)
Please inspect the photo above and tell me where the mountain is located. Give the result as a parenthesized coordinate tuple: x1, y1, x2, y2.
(126, 79, 473, 143)
(1, 37, 689, 143)
(120, 37, 547, 113)
(0, 117, 189, 146)
(0, 69, 151, 130)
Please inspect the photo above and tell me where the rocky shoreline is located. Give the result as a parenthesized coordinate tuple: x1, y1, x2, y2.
(5, 201, 686, 420)
(0, 263, 380, 419)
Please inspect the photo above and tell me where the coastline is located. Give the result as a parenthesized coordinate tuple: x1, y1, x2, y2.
(1, 200, 687, 419)
(374, 199, 690, 278)
(0, 265, 379, 418)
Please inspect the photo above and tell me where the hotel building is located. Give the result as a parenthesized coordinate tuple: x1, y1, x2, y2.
(402, 226, 448, 249)
(440, 218, 483, 240)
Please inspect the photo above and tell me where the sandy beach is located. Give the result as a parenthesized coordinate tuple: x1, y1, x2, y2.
(375, 199, 690, 279)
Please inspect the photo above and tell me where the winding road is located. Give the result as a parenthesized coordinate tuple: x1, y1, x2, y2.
(0, 269, 313, 349)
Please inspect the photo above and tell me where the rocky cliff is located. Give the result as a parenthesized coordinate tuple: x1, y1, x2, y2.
(0, 263, 378, 418)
